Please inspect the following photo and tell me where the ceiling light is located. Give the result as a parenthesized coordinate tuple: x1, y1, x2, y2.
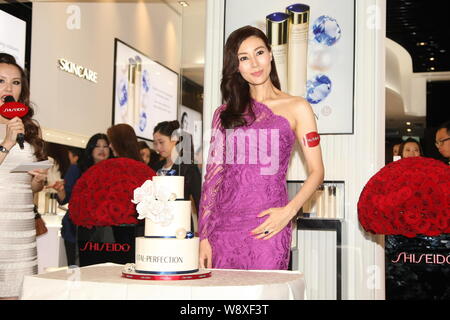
(178, 1, 189, 6)
(417, 42, 426, 46)
(406, 122, 411, 126)
(430, 67, 435, 71)
(429, 57, 435, 61)
(406, 128, 412, 132)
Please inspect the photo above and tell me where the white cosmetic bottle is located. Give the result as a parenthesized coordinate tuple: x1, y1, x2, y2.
(134, 55, 142, 130)
(323, 185, 330, 219)
(286, 4, 310, 97)
(127, 58, 136, 127)
(330, 185, 337, 219)
(266, 12, 289, 92)
(335, 185, 341, 219)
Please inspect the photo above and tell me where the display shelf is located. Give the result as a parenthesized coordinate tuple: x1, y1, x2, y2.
(289, 180, 345, 300)
(288, 180, 345, 220)
(297, 217, 342, 300)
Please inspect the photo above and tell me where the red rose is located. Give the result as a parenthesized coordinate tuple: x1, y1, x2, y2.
(69, 158, 155, 228)
(358, 157, 450, 237)
(403, 211, 421, 226)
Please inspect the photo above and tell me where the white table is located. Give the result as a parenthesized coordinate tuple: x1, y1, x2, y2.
(20, 263, 305, 300)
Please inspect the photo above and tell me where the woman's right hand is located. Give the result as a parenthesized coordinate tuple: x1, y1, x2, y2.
(46, 180, 66, 201)
(199, 238, 212, 269)
(47, 180, 65, 193)
(2, 117, 24, 149)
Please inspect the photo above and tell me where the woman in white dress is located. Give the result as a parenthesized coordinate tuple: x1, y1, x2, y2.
(0, 53, 47, 299)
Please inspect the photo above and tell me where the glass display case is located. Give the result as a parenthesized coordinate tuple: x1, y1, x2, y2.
(288, 180, 345, 220)
(288, 180, 345, 299)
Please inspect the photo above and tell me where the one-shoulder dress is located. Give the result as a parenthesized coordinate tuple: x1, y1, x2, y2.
(198, 100, 295, 270)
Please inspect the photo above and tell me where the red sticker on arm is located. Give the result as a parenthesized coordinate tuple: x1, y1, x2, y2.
(302, 131, 320, 147)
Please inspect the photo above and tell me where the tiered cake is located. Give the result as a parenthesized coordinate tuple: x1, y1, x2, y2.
(134, 176, 200, 274)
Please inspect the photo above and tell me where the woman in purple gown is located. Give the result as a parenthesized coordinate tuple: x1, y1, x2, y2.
(198, 26, 324, 270)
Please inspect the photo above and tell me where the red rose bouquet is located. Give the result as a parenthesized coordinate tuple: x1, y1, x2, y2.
(69, 158, 156, 228)
(358, 157, 450, 238)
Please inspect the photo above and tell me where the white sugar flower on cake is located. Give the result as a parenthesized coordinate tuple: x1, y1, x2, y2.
(132, 180, 177, 226)
(132, 180, 155, 204)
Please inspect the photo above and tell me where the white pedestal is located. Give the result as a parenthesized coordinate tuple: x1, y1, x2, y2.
(36, 214, 67, 274)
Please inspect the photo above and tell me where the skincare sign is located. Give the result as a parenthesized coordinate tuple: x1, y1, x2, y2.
(58, 58, 98, 83)
(113, 39, 178, 141)
(0, 9, 26, 68)
(225, 0, 355, 134)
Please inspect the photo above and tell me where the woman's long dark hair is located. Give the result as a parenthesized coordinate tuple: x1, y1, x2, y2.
(107, 124, 142, 162)
(220, 25, 281, 129)
(79, 133, 111, 173)
(0, 53, 46, 160)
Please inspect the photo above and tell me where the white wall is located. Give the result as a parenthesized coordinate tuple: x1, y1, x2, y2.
(203, 0, 386, 300)
(181, 0, 206, 69)
(30, 2, 182, 147)
(180, 0, 206, 86)
(385, 38, 426, 117)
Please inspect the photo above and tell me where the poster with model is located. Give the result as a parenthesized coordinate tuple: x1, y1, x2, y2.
(113, 39, 179, 140)
(179, 105, 202, 155)
(225, 0, 355, 134)
(0, 9, 26, 68)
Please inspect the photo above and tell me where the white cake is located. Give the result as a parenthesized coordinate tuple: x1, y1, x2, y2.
(134, 176, 200, 274)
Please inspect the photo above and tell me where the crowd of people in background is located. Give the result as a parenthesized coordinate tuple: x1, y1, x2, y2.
(389, 120, 450, 164)
(42, 122, 200, 268)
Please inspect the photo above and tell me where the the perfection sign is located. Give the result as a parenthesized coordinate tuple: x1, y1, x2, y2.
(58, 58, 98, 83)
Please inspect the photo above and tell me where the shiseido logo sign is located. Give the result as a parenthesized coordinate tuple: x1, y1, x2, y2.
(58, 58, 98, 83)
(4, 107, 25, 112)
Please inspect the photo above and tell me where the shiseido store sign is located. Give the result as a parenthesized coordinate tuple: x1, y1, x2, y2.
(58, 58, 98, 83)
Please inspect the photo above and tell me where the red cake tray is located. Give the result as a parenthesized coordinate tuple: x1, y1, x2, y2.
(122, 269, 212, 281)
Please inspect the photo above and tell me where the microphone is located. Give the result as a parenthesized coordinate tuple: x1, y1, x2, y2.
(0, 95, 29, 149)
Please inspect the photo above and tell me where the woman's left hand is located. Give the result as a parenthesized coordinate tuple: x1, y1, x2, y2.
(28, 169, 48, 185)
(251, 206, 297, 240)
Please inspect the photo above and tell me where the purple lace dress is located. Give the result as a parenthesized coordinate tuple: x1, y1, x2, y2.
(198, 100, 295, 270)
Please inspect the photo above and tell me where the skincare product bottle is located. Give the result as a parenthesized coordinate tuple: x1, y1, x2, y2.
(134, 55, 142, 130)
(302, 193, 311, 216)
(286, 3, 310, 97)
(316, 185, 324, 218)
(266, 12, 289, 92)
(44, 192, 50, 213)
(335, 184, 341, 219)
(330, 185, 337, 219)
(127, 58, 136, 127)
(323, 185, 330, 218)
(309, 187, 317, 218)
(309, 198, 317, 218)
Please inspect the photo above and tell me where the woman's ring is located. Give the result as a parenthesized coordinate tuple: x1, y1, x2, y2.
(264, 230, 270, 235)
